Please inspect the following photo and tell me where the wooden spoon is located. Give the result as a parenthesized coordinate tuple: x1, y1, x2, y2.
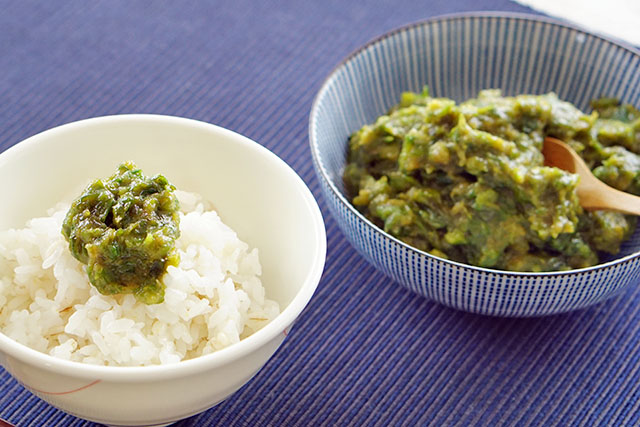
(542, 136, 640, 215)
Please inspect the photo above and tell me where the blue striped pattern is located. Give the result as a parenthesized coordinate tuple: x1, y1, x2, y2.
(2, 2, 640, 426)
(311, 14, 640, 316)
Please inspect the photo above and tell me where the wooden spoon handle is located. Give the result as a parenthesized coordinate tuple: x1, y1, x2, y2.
(544, 137, 640, 215)
(578, 177, 640, 215)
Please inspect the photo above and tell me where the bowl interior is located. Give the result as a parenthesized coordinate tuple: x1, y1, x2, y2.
(311, 13, 640, 261)
(0, 115, 325, 309)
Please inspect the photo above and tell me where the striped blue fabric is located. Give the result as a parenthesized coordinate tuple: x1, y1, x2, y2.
(1, 1, 640, 426)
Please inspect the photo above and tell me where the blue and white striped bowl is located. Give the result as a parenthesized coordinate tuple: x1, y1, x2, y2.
(309, 13, 640, 317)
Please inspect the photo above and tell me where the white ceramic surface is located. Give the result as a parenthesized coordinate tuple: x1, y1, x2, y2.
(0, 115, 326, 425)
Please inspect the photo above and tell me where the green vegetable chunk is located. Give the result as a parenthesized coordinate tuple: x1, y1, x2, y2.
(62, 162, 180, 304)
(344, 87, 639, 271)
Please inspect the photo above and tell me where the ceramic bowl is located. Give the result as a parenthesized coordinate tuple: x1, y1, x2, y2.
(0, 115, 326, 425)
(310, 12, 640, 317)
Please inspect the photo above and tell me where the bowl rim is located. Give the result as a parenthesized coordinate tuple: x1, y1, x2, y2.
(309, 11, 640, 278)
(0, 114, 327, 380)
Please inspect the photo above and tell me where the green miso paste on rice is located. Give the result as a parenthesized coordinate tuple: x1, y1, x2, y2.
(0, 172, 280, 366)
(62, 161, 180, 305)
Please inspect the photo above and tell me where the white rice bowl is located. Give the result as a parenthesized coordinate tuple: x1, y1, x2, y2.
(0, 190, 280, 366)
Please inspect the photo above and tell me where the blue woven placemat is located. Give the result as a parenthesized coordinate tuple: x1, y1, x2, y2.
(1, 1, 640, 426)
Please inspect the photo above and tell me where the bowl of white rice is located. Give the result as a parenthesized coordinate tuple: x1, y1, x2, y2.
(0, 115, 326, 426)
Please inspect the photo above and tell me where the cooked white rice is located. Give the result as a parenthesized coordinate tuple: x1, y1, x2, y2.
(0, 190, 279, 366)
